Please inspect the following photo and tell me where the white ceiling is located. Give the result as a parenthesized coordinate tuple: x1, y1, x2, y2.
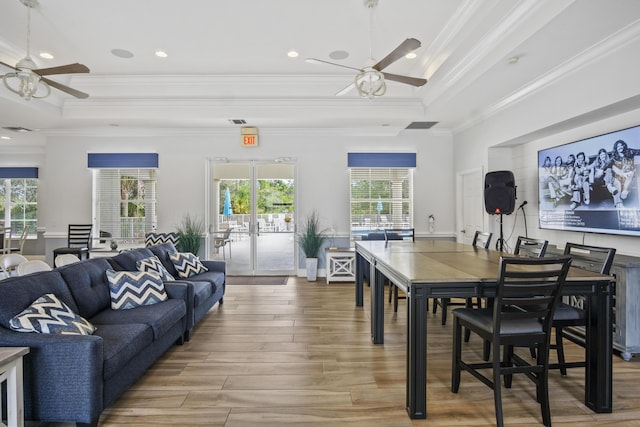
(1, 0, 640, 142)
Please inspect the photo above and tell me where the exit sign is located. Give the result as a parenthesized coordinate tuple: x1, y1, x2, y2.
(241, 127, 259, 147)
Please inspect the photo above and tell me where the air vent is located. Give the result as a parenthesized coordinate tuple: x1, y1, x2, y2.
(2, 126, 33, 132)
(405, 121, 438, 130)
(229, 119, 247, 125)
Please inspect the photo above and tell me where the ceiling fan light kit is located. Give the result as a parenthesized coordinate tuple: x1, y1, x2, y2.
(355, 68, 386, 98)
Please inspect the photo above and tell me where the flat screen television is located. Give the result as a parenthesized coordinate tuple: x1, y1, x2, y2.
(538, 124, 640, 236)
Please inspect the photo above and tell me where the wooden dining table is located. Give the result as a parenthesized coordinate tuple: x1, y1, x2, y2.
(355, 239, 614, 420)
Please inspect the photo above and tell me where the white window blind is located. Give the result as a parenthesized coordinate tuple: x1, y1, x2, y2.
(93, 168, 157, 241)
(350, 168, 413, 239)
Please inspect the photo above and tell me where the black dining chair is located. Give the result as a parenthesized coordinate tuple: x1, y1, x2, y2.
(432, 230, 492, 326)
(384, 228, 415, 312)
(548, 243, 616, 375)
(53, 224, 93, 262)
(451, 255, 572, 427)
(360, 231, 400, 297)
(514, 235, 548, 258)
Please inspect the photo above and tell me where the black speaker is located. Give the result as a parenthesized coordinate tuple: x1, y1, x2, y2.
(484, 171, 515, 215)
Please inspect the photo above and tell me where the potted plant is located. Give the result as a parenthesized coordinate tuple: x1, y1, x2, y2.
(176, 214, 206, 256)
(297, 210, 328, 281)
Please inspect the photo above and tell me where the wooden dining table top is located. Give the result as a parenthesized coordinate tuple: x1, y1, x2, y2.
(356, 239, 611, 286)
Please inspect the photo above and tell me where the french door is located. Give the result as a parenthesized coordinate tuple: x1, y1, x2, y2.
(210, 159, 296, 275)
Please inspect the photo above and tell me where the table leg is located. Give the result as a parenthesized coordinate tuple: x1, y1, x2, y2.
(584, 280, 613, 413)
(371, 266, 385, 344)
(355, 252, 365, 307)
(406, 283, 427, 419)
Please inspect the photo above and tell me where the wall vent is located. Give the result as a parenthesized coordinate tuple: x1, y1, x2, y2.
(2, 126, 33, 132)
(405, 121, 438, 129)
(229, 119, 247, 125)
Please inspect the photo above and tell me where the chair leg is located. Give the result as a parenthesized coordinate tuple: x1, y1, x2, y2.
(451, 317, 462, 393)
(393, 286, 399, 312)
(493, 348, 505, 427)
(388, 281, 393, 303)
(555, 326, 567, 376)
(432, 298, 439, 315)
(441, 298, 448, 325)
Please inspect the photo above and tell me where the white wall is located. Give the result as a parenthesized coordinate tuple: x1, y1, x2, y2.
(454, 32, 640, 256)
(32, 129, 454, 259)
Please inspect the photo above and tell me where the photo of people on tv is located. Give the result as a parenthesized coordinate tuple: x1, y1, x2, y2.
(538, 125, 640, 235)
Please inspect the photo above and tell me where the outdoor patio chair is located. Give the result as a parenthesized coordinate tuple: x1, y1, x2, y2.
(213, 228, 232, 259)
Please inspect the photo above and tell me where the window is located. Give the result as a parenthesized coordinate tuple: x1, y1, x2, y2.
(0, 178, 38, 237)
(93, 169, 157, 243)
(350, 167, 413, 239)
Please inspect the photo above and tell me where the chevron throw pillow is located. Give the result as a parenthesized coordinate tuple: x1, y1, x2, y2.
(136, 255, 175, 281)
(9, 293, 96, 335)
(106, 269, 168, 310)
(169, 251, 208, 278)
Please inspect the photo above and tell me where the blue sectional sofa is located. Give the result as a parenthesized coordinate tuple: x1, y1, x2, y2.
(109, 242, 226, 340)
(0, 244, 225, 426)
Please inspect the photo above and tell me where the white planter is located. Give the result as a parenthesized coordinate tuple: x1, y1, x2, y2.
(305, 257, 318, 281)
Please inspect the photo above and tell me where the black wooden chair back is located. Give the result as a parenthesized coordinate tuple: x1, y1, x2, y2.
(514, 236, 548, 258)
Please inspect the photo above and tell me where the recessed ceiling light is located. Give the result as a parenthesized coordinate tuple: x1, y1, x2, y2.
(155, 50, 168, 58)
(508, 56, 520, 64)
(39, 52, 54, 59)
(405, 52, 417, 59)
(287, 50, 299, 58)
(111, 48, 134, 59)
(329, 50, 349, 60)
(0, 136, 11, 140)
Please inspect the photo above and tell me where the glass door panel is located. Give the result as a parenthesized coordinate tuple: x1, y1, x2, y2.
(212, 160, 295, 275)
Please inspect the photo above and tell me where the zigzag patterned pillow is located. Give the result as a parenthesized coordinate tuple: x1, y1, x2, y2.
(9, 293, 96, 335)
(106, 269, 168, 310)
(169, 251, 208, 278)
(136, 255, 175, 281)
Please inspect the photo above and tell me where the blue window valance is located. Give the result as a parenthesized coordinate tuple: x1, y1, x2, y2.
(88, 153, 158, 168)
(347, 152, 416, 168)
(0, 167, 38, 178)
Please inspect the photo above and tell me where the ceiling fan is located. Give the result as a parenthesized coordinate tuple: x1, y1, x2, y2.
(305, 0, 427, 98)
(0, 0, 90, 100)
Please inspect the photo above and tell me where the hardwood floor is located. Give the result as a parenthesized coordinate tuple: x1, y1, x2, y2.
(32, 277, 640, 426)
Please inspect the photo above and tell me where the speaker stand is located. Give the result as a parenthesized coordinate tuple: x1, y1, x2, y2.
(496, 213, 505, 252)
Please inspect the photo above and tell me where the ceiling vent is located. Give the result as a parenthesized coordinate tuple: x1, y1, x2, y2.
(2, 126, 33, 132)
(405, 121, 438, 130)
(229, 119, 247, 125)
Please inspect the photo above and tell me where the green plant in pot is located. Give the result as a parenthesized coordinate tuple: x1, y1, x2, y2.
(297, 211, 328, 281)
(176, 214, 206, 256)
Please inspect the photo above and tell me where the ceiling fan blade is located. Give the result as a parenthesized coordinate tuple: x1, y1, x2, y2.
(41, 76, 89, 99)
(382, 72, 427, 87)
(373, 38, 422, 71)
(305, 58, 363, 72)
(33, 63, 90, 76)
(0, 61, 18, 71)
(336, 82, 355, 96)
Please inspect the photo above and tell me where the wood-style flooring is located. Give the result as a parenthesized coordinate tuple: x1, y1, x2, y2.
(31, 277, 640, 426)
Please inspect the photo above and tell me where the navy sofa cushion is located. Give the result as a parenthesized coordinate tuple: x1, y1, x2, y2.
(57, 258, 113, 319)
(0, 271, 79, 329)
(109, 247, 155, 271)
(90, 299, 186, 340)
(148, 242, 180, 277)
(93, 323, 154, 380)
(190, 281, 214, 307)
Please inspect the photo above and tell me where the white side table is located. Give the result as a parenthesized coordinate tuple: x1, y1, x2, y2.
(0, 347, 29, 427)
(325, 248, 356, 284)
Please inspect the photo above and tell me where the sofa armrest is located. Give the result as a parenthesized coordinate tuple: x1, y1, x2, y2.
(164, 281, 189, 301)
(0, 327, 104, 424)
(201, 260, 225, 274)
